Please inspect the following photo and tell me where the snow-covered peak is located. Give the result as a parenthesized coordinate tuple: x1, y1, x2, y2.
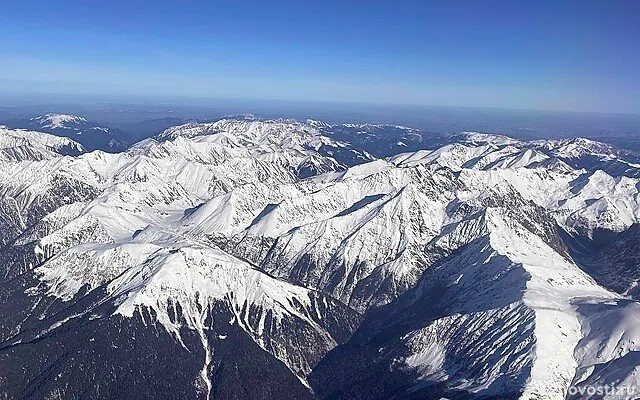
(305, 119, 331, 128)
(2, 118, 640, 399)
(0, 126, 84, 161)
(155, 118, 375, 172)
(158, 118, 326, 145)
(158, 118, 378, 150)
(341, 122, 418, 131)
(32, 113, 87, 129)
(17, 114, 129, 152)
(462, 131, 520, 145)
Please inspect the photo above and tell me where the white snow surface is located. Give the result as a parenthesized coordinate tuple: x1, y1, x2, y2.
(157, 118, 351, 153)
(2, 119, 639, 397)
(32, 113, 87, 129)
(0, 126, 84, 161)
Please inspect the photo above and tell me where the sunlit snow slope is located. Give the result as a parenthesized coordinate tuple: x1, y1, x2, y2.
(0, 120, 639, 400)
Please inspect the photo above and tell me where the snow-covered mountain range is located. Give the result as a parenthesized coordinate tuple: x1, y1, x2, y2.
(3, 113, 130, 152)
(0, 118, 639, 399)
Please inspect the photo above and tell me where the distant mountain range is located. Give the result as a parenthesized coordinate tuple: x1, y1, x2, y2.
(0, 117, 639, 399)
(2, 113, 130, 152)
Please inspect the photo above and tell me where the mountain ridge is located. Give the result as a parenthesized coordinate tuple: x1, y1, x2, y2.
(0, 118, 639, 399)
(3, 113, 130, 152)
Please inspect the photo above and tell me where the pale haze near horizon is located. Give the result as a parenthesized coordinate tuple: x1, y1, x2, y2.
(0, 1, 638, 115)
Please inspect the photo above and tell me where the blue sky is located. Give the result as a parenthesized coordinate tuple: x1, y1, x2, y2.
(0, 0, 638, 114)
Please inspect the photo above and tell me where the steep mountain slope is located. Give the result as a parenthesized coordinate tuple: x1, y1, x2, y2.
(564, 224, 640, 300)
(309, 193, 628, 400)
(0, 119, 639, 399)
(0, 125, 84, 161)
(0, 127, 91, 249)
(0, 120, 363, 399)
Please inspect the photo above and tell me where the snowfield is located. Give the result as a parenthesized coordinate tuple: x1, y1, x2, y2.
(1, 119, 639, 399)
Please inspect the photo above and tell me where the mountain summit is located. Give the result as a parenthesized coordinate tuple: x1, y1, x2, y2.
(31, 113, 88, 129)
(0, 119, 639, 399)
